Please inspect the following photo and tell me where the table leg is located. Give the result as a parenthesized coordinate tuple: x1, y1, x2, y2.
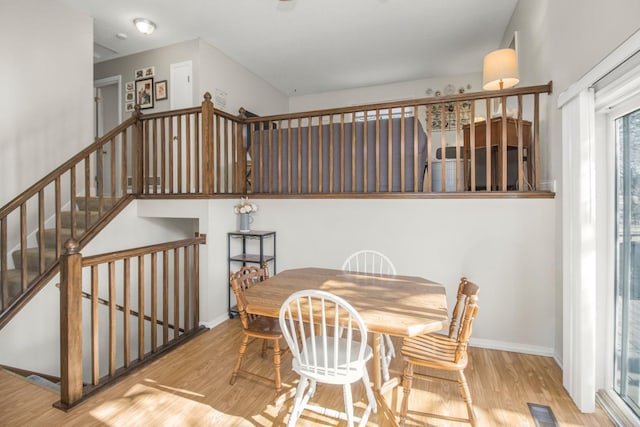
(372, 333, 400, 427)
(373, 333, 382, 389)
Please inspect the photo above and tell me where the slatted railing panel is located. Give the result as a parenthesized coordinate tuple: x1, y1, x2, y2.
(140, 101, 243, 195)
(0, 118, 136, 319)
(245, 83, 551, 195)
(140, 108, 201, 195)
(58, 235, 205, 406)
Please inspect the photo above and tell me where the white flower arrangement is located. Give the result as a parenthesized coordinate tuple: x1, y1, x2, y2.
(233, 197, 258, 215)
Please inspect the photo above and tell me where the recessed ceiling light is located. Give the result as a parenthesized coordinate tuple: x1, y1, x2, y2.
(133, 18, 156, 35)
(116, 32, 128, 40)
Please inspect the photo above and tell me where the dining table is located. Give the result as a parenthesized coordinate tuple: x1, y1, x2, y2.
(242, 267, 449, 426)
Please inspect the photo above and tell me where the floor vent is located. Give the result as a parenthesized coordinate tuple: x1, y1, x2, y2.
(528, 403, 558, 427)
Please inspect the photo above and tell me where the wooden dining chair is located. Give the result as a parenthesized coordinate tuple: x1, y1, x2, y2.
(342, 249, 397, 382)
(279, 290, 377, 427)
(399, 277, 480, 427)
(229, 265, 284, 393)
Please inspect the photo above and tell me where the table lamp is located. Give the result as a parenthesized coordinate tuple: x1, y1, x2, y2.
(482, 48, 519, 90)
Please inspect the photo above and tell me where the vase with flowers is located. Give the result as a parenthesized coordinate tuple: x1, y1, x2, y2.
(234, 197, 258, 232)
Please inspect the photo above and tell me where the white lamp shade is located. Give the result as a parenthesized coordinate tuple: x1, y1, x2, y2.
(482, 48, 519, 90)
(134, 18, 156, 35)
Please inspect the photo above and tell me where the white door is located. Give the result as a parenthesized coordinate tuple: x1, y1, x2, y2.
(170, 61, 193, 109)
(94, 76, 122, 196)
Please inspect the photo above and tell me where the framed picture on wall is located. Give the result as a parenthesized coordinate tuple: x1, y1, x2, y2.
(125, 91, 135, 102)
(155, 80, 167, 100)
(134, 68, 144, 80)
(135, 77, 154, 109)
(125, 81, 134, 91)
(125, 102, 135, 112)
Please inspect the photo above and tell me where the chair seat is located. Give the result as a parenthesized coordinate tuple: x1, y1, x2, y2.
(401, 332, 468, 371)
(245, 315, 283, 339)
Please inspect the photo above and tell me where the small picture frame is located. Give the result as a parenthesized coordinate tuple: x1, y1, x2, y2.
(125, 91, 135, 102)
(125, 81, 134, 92)
(134, 68, 144, 80)
(144, 66, 155, 78)
(135, 77, 154, 109)
(125, 102, 135, 112)
(155, 80, 168, 100)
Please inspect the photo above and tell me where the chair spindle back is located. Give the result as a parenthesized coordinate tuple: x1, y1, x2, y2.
(229, 265, 269, 329)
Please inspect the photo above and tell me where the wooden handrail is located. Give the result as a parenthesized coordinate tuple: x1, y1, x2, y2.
(0, 116, 137, 219)
(244, 82, 553, 123)
(242, 82, 553, 195)
(81, 235, 206, 266)
(139, 106, 201, 121)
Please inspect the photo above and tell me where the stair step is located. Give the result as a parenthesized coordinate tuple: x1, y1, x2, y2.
(41, 227, 85, 248)
(11, 247, 57, 272)
(1, 197, 120, 310)
(60, 210, 101, 229)
(76, 196, 119, 212)
(3, 269, 38, 303)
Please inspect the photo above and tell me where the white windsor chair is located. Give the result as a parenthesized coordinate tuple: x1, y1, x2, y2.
(279, 289, 376, 427)
(341, 249, 397, 381)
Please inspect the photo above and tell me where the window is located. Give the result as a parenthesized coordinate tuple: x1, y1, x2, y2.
(614, 106, 640, 417)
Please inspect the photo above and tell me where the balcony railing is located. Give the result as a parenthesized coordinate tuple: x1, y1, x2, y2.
(1, 83, 553, 330)
(242, 82, 552, 195)
(57, 234, 206, 409)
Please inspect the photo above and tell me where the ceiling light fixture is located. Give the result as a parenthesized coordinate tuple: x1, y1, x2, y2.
(133, 18, 156, 35)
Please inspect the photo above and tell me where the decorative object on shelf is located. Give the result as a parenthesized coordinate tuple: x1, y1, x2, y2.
(234, 197, 258, 232)
(425, 83, 473, 131)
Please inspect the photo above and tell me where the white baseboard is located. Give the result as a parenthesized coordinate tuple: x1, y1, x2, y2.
(200, 313, 231, 329)
(553, 352, 563, 369)
(470, 337, 555, 357)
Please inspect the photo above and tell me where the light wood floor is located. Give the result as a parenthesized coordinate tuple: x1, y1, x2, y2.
(0, 318, 614, 426)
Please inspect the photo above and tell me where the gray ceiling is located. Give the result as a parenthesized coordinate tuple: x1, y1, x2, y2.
(60, 0, 518, 96)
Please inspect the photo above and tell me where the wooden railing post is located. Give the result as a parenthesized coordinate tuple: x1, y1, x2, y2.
(237, 108, 248, 194)
(132, 106, 144, 195)
(59, 238, 83, 409)
(201, 93, 215, 194)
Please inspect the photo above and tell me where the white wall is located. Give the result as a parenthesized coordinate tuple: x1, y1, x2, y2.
(93, 38, 289, 119)
(1, 195, 557, 374)
(505, 0, 640, 364)
(94, 39, 200, 116)
(289, 72, 481, 112)
(198, 39, 288, 116)
(0, 0, 93, 206)
(167, 197, 555, 355)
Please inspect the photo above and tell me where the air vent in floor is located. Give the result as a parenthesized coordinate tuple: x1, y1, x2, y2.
(528, 403, 558, 427)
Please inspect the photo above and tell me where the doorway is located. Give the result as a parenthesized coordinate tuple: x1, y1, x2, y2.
(94, 76, 122, 196)
(170, 61, 193, 110)
(614, 104, 640, 418)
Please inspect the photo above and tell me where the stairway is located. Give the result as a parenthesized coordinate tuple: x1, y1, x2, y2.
(4, 197, 119, 305)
